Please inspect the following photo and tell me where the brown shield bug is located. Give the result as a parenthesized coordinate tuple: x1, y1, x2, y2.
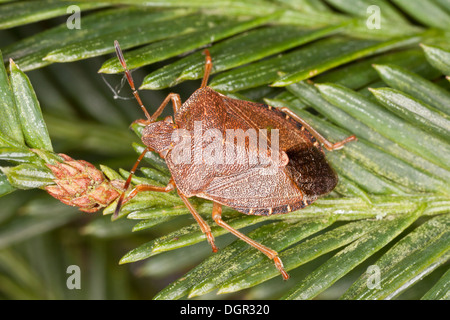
(112, 40, 356, 280)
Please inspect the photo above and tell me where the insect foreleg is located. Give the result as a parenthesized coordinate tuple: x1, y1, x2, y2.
(149, 93, 182, 122)
(122, 179, 176, 207)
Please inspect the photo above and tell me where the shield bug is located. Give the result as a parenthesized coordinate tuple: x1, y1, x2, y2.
(113, 40, 356, 280)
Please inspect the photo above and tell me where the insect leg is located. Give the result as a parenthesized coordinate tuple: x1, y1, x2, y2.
(178, 192, 218, 253)
(148, 93, 182, 122)
(212, 202, 290, 280)
(200, 49, 213, 89)
(114, 147, 152, 218)
(121, 179, 176, 208)
(280, 107, 357, 151)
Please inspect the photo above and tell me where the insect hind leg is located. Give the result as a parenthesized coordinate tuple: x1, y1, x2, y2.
(212, 202, 290, 280)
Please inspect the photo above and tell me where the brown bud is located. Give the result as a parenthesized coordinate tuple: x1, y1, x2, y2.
(45, 154, 124, 213)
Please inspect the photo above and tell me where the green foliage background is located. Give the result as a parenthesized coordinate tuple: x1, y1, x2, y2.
(0, 0, 449, 300)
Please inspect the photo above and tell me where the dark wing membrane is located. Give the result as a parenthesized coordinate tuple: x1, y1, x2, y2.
(284, 145, 338, 197)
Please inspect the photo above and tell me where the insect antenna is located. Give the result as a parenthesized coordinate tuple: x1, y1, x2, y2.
(114, 40, 152, 122)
